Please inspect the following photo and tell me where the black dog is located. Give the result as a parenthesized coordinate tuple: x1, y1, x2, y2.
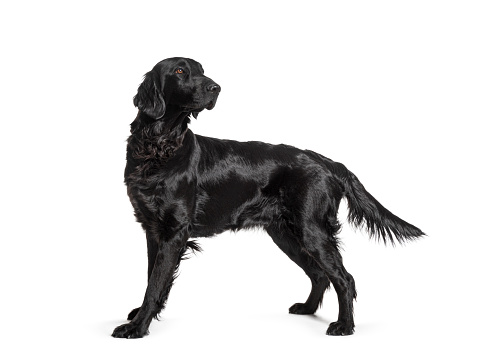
(112, 57, 424, 338)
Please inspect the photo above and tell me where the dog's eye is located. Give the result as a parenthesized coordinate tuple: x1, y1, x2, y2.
(175, 68, 184, 74)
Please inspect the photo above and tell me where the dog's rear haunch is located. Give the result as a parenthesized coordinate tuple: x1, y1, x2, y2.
(112, 57, 424, 338)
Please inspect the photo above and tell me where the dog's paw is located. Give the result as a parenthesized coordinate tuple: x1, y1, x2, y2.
(289, 303, 316, 315)
(112, 322, 148, 339)
(127, 307, 140, 321)
(326, 321, 354, 336)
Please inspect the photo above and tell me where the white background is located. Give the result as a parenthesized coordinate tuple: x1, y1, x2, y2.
(1, 1, 483, 356)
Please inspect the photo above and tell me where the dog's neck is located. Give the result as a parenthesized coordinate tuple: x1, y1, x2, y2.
(128, 108, 191, 163)
(132, 107, 190, 136)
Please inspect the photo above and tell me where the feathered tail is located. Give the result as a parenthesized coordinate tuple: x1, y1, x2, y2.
(341, 170, 425, 245)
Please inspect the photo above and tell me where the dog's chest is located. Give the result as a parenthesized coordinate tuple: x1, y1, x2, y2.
(126, 175, 167, 219)
(126, 163, 196, 228)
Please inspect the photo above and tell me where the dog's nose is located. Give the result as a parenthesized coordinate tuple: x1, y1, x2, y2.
(207, 84, 221, 93)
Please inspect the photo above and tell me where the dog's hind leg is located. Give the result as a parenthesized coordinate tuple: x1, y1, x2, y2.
(266, 224, 330, 315)
(299, 221, 357, 336)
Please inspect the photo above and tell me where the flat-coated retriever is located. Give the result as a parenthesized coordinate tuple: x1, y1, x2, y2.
(112, 57, 424, 338)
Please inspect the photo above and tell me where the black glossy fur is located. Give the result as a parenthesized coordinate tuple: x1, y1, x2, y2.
(112, 57, 424, 338)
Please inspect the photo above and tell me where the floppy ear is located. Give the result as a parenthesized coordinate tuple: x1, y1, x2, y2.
(133, 71, 166, 119)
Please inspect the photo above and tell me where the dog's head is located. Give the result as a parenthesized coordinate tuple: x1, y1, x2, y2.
(133, 57, 221, 119)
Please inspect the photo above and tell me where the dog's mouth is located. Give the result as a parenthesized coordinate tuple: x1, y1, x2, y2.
(206, 98, 217, 110)
(187, 98, 218, 119)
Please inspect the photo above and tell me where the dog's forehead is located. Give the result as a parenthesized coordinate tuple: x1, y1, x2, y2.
(184, 58, 204, 73)
(154, 57, 204, 74)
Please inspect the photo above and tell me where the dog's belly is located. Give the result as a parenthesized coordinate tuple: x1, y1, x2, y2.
(190, 177, 280, 237)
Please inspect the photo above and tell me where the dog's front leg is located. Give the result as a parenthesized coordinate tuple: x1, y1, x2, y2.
(127, 232, 159, 321)
(112, 232, 188, 339)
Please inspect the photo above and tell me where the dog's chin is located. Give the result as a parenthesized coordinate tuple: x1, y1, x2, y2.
(190, 100, 217, 119)
(191, 109, 203, 119)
